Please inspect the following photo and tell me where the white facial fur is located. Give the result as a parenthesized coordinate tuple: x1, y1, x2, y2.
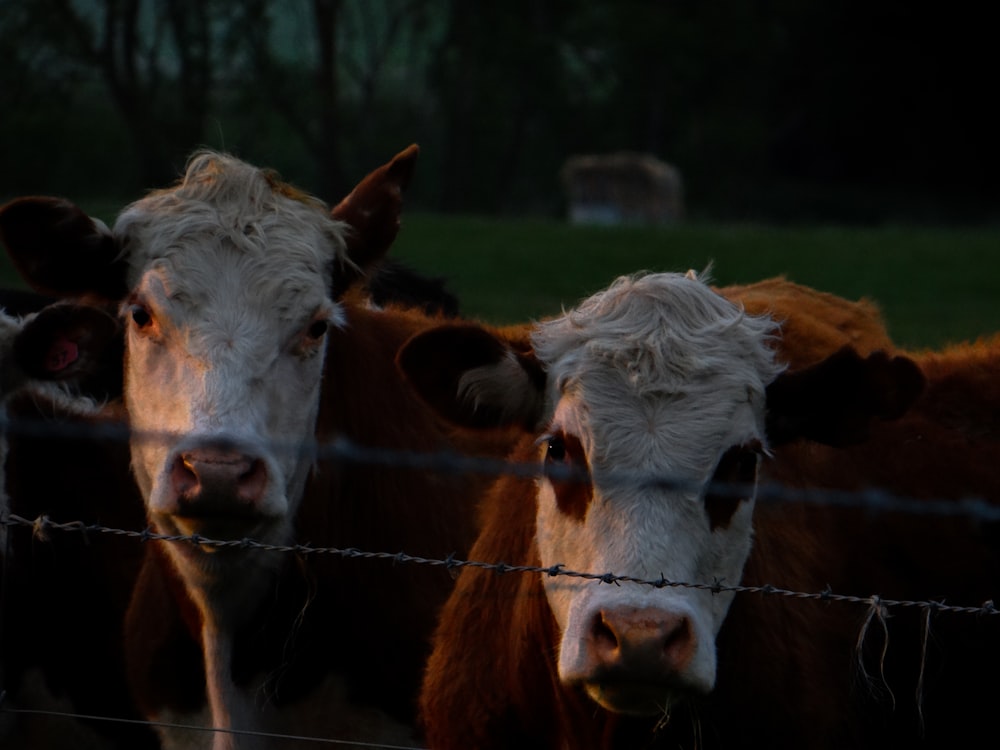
(529, 272, 783, 714)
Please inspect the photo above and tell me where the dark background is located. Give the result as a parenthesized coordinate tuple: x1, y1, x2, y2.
(2, 0, 996, 224)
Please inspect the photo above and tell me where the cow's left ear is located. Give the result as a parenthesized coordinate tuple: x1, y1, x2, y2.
(397, 323, 545, 431)
(0, 197, 129, 300)
(13, 302, 124, 401)
(765, 346, 924, 447)
(330, 144, 419, 298)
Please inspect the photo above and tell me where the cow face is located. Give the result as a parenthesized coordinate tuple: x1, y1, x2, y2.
(111, 154, 345, 585)
(527, 274, 781, 715)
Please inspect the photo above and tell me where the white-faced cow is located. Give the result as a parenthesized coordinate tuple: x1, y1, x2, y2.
(0, 146, 518, 749)
(396, 271, 925, 750)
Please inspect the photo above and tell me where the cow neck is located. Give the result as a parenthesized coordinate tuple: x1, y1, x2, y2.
(136, 539, 327, 720)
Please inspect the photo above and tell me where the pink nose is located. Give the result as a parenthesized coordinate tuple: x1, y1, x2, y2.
(170, 447, 268, 510)
(586, 606, 696, 679)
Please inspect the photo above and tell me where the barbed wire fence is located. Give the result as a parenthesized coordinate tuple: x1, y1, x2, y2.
(0, 414, 997, 748)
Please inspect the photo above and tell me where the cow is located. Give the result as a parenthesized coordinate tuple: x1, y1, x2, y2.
(0, 299, 157, 750)
(704, 332, 1000, 749)
(395, 271, 926, 750)
(0, 146, 523, 749)
(718, 275, 895, 369)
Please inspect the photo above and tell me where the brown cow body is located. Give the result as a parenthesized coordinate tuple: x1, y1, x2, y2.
(708, 332, 1000, 749)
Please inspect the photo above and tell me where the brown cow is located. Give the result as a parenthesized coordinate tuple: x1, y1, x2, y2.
(701, 332, 1000, 749)
(0, 145, 505, 749)
(397, 270, 924, 750)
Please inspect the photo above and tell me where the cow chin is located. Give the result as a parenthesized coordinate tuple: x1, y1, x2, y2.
(582, 680, 690, 717)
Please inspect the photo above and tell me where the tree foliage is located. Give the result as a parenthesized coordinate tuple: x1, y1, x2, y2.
(1, 0, 995, 223)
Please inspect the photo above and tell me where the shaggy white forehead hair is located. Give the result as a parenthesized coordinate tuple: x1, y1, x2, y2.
(531, 272, 784, 474)
(112, 151, 349, 320)
(533, 271, 783, 397)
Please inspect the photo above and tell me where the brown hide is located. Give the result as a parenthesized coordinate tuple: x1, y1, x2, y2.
(704, 333, 1000, 749)
(720, 277, 894, 370)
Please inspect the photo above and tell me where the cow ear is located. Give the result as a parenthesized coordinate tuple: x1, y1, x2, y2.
(765, 346, 925, 447)
(0, 197, 128, 300)
(13, 303, 124, 401)
(330, 144, 419, 298)
(397, 324, 545, 430)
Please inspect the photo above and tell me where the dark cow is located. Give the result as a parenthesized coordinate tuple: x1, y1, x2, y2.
(0, 146, 519, 749)
(0, 301, 154, 750)
(396, 271, 925, 750)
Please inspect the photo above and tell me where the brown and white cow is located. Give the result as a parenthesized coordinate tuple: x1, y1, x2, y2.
(396, 271, 925, 750)
(0, 146, 516, 749)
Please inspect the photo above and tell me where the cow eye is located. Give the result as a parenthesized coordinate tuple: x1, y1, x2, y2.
(307, 319, 329, 340)
(129, 304, 152, 330)
(705, 442, 762, 530)
(546, 435, 566, 462)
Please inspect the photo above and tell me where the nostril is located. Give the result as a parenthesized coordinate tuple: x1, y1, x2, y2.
(237, 458, 268, 503)
(591, 612, 621, 656)
(171, 453, 200, 497)
(662, 616, 695, 670)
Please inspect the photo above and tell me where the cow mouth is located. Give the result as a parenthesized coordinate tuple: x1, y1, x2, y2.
(582, 679, 689, 716)
(156, 511, 279, 553)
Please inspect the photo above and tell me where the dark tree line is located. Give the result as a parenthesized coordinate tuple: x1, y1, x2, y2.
(1, 0, 996, 223)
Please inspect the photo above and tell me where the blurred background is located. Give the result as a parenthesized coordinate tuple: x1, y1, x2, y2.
(1, 0, 998, 349)
(2, 0, 997, 224)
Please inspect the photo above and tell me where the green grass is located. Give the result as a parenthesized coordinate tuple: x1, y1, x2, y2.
(2, 210, 996, 350)
(391, 214, 1000, 350)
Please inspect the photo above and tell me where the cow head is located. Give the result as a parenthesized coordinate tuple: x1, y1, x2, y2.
(0, 145, 419, 596)
(398, 271, 923, 717)
(0, 299, 125, 558)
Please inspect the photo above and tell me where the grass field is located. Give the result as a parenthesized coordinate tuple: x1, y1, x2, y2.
(390, 214, 1000, 350)
(1, 210, 996, 350)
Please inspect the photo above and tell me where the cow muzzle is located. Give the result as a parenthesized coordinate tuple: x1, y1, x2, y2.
(569, 605, 702, 715)
(161, 441, 279, 542)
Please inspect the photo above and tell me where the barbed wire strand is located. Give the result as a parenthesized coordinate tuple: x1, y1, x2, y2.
(0, 691, 426, 750)
(2, 513, 996, 617)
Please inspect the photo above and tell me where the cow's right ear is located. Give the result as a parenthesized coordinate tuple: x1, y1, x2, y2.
(0, 197, 129, 300)
(396, 324, 546, 430)
(330, 144, 419, 298)
(765, 346, 925, 447)
(14, 302, 125, 401)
